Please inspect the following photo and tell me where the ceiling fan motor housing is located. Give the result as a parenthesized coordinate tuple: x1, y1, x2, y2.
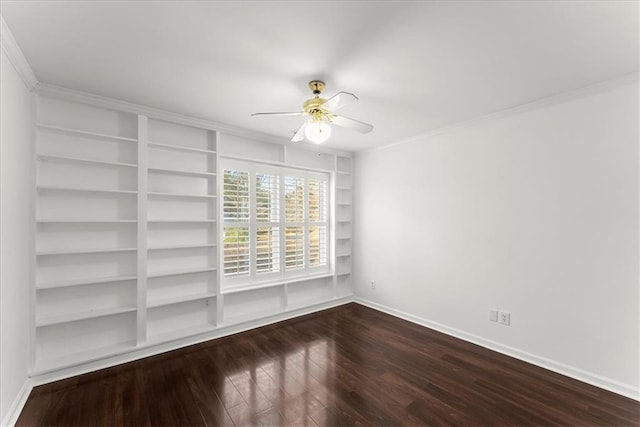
(308, 80, 325, 95)
(304, 81, 328, 121)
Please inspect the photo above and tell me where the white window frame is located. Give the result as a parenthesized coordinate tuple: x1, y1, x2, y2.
(220, 158, 330, 290)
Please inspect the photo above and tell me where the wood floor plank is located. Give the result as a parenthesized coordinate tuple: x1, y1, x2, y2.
(114, 363, 152, 427)
(16, 303, 640, 426)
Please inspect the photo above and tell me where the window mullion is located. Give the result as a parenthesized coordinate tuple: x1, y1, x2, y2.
(279, 171, 286, 277)
(249, 169, 256, 280)
(304, 178, 310, 270)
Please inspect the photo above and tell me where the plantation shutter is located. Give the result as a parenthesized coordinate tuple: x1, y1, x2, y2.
(220, 159, 330, 290)
(284, 176, 305, 270)
(223, 170, 250, 277)
(255, 173, 280, 274)
(308, 178, 328, 267)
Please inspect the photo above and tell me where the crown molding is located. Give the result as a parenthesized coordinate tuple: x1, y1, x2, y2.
(34, 82, 351, 157)
(0, 15, 38, 90)
(358, 72, 640, 156)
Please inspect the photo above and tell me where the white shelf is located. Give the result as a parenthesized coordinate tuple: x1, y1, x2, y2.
(285, 273, 334, 286)
(336, 270, 351, 276)
(37, 219, 136, 224)
(37, 153, 137, 169)
(148, 141, 216, 155)
(222, 308, 284, 327)
(148, 292, 216, 309)
(147, 266, 217, 278)
(37, 247, 137, 256)
(147, 219, 216, 223)
(221, 273, 333, 295)
(36, 306, 136, 327)
(33, 340, 137, 375)
(145, 324, 215, 347)
(336, 252, 351, 257)
(37, 185, 137, 195)
(336, 186, 352, 190)
(36, 274, 137, 290)
(287, 296, 336, 312)
(148, 167, 216, 178)
(222, 281, 285, 295)
(336, 218, 352, 223)
(337, 202, 351, 206)
(37, 124, 138, 143)
(337, 235, 352, 240)
(223, 293, 348, 330)
(147, 243, 216, 251)
(147, 191, 216, 199)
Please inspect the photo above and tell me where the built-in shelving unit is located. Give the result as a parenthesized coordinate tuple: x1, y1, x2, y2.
(144, 118, 218, 344)
(34, 96, 139, 373)
(31, 92, 353, 377)
(334, 156, 353, 296)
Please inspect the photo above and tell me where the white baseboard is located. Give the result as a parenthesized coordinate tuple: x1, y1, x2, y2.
(1, 378, 32, 427)
(355, 297, 639, 401)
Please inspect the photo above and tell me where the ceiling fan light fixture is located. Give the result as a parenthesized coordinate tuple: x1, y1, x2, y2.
(304, 121, 331, 144)
(252, 80, 373, 144)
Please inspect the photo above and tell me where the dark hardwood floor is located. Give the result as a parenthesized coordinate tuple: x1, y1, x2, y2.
(17, 303, 639, 426)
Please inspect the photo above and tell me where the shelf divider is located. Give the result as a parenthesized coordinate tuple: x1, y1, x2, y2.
(137, 115, 149, 344)
(36, 275, 138, 290)
(37, 123, 138, 143)
(148, 141, 216, 155)
(37, 185, 137, 195)
(37, 306, 137, 327)
(147, 243, 217, 251)
(148, 166, 216, 177)
(147, 266, 217, 278)
(36, 247, 137, 256)
(148, 292, 217, 309)
(37, 153, 137, 168)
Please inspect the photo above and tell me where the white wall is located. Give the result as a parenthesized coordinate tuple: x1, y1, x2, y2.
(353, 77, 639, 398)
(1, 48, 33, 422)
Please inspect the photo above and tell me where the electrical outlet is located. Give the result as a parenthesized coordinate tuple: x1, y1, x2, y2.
(499, 311, 511, 326)
(489, 309, 498, 322)
(370, 280, 376, 290)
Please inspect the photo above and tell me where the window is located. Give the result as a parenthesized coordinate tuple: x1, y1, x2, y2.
(221, 159, 329, 289)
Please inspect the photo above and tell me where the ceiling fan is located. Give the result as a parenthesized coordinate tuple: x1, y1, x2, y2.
(251, 80, 373, 144)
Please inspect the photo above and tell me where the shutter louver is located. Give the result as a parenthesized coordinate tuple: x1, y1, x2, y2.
(309, 225, 327, 267)
(285, 226, 305, 270)
(223, 227, 250, 276)
(285, 176, 304, 222)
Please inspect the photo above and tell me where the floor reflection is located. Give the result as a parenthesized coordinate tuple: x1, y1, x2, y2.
(221, 338, 332, 425)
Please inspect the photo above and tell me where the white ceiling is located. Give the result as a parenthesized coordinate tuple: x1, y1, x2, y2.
(2, 1, 638, 152)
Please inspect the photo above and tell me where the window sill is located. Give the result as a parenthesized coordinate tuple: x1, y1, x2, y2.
(221, 272, 334, 295)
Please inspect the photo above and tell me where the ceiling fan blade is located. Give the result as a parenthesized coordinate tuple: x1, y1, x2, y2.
(251, 112, 303, 117)
(291, 122, 308, 142)
(322, 91, 358, 112)
(331, 115, 373, 134)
